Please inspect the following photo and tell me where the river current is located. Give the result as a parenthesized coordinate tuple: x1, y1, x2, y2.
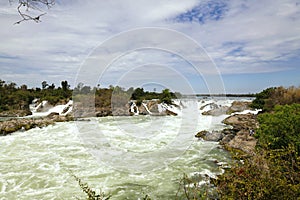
(0, 99, 243, 199)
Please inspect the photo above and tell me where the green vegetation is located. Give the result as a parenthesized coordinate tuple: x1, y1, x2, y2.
(0, 80, 72, 115)
(131, 87, 180, 104)
(213, 86, 300, 199)
(176, 174, 217, 200)
(256, 104, 300, 153)
(250, 86, 300, 112)
(0, 79, 181, 117)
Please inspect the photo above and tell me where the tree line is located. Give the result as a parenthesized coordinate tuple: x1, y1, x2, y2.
(0, 79, 180, 114)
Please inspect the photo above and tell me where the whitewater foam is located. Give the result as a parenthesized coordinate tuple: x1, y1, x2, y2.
(1, 98, 258, 199)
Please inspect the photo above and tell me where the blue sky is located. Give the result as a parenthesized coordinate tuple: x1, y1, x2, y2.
(0, 0, 299, 94)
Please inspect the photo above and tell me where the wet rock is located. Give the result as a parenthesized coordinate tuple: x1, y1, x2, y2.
(0, 115, 73, 136)
(36, 101, 53, 112)
(166, 109, 178, 116)
(221, 114, 259, 155)
(0, 110, 32, 117)
(226, 101, 251, 114)
(202, 106, 229, 116)
(95, 109, 112, 117)
(147, 101, 160, 113)
(220, 134, 235, 145)
(222, 114, 259, 130)
(226, 131, 257, 155)
(195, 130, 209, 138)
(200, 103, 219, 111)
(47, 112, 59, 118)
(195, 130, 224, 142)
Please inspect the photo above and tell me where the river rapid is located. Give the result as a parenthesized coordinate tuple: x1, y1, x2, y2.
(0, 99, 244, 199)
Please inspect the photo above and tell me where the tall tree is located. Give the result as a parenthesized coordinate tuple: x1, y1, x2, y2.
(61, 80, 69, 91)
(42, 81, 48, 89)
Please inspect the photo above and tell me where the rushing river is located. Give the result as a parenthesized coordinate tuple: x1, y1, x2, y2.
(0, 99, 237, 199)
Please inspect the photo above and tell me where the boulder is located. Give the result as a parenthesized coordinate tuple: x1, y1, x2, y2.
(36, 101, 53, 112)
(47, 112, 59, 118)
(226, 101, 251, 114)
(222, 114, 258, 130)
(96, 109, 112, 117)
(195, 130, 224, 142)
(200, 103, 219, 111)
(166, 109, 178, 116)
(202, 106, 229, 116)
(225, 131, 257, 155)
(219, 134, 235, 145)
(195, 130, 209, 138)
(147, 101, 160, 113)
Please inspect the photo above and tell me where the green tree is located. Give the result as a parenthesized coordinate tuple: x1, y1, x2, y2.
(61, 80, 69, 91)
(160, 89, 172, 104)
(42, 81, 48, 89)
(131, 88, 144, 100)
(250, 87, 275, 111)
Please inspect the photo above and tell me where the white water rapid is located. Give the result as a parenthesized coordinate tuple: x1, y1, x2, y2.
(0, 98, 252, 199)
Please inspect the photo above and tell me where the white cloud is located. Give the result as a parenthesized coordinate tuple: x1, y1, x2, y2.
(0, 0, 299, 92)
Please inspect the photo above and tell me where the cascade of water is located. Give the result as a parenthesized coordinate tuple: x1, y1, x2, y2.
(29, 100, 73, 117)
(142, 103, 152, 115)
(130, 102, 139, 115)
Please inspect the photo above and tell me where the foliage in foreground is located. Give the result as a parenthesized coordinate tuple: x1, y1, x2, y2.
(71, 173, 111, 200)
(176, 173, 217, 200)
(214, 103, 300, 199)
(214, 147, 300, 199)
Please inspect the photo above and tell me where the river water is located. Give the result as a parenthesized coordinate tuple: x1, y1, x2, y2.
(0, 99, 240, 199)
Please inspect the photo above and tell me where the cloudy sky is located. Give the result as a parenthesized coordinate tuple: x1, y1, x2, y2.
(0, 0, 299, 93)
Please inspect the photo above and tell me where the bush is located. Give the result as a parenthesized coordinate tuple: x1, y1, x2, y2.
(215, 148, 300, 199)
(256, 104, 300, 153)
(251, 86, 300, 112)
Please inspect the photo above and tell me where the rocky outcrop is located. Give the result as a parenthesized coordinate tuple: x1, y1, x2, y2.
(226, 101, 251, 114)
(195, 130, 225, 142)
(200, 103, 219, 111)
(224, 129, 257, 155)
(202, 106, 229, 116)
(67, 99, 180, 118)
(201, 101, 252, 116)
(220, 114, 259, 155)
(36, 101, 53, 112)
(196, 112, 260, 154)
(200, 102, 229, 116)
(0, 110, 32, 117)
(0, 114, 73, 136)
(222, 113, 259, 130)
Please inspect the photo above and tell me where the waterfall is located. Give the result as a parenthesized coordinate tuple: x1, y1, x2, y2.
(29, 100, 73, 117)
(142, 103, 152, 115)
(158, 102, 181, 116)
(130, 102, 139, 115)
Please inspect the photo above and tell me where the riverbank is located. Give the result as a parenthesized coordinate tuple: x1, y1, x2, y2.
(0, 114, 73, 136)
(196, 100, 260, 155)
(0, 98, 183, 136)
(205, 87, 300, 199)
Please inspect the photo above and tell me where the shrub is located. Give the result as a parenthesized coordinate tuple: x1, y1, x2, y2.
(256, 104, 300, 153)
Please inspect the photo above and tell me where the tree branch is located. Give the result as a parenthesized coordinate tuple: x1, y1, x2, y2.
(10, 0, 55, 24)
